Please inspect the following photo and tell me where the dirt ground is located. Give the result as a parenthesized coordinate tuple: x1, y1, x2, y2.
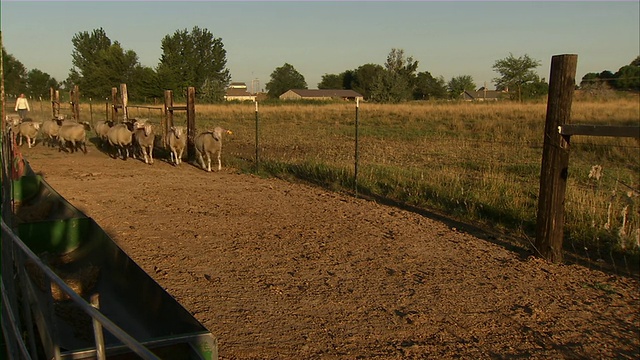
(18, 140, 640, 360)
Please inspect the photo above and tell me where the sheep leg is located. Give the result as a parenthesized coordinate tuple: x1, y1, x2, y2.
(197, 151, 206, 170)
(148, 146, 154, 164)
(217, 152, 221, 171)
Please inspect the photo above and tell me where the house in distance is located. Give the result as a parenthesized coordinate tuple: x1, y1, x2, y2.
(224, 82, 257, 101)
(280, 89, 364, 101)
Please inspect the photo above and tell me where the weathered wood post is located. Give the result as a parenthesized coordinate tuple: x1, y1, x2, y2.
(50, 87, 60, 119)
(111, 87, 119, 122)
(163, 90, 174, 148)
(535, 54, 578, 263)
(120, 83, 129, 121)
(70, 85, 80, 121)
(186, 86, 196, 161)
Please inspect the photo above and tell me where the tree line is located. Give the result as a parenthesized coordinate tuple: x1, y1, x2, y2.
(2, 26, 638, 103)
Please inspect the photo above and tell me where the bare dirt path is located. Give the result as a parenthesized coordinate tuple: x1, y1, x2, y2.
(21, 143, 639, 359)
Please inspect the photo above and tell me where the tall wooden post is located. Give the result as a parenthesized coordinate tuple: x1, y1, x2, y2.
(120, 83, 129, 121)
(111, 87, 119, 122)
(50, 87, 60, 119)
(186, 87, 196, 161)
(71, 85, 80, 121)
(535, 54, 578, 263)
(163, 90, 174, 148)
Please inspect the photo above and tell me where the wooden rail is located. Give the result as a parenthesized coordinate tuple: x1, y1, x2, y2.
(559, 124, 640, 138)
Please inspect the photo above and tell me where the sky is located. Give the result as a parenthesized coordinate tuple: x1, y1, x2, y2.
(1, 1, 639, 91)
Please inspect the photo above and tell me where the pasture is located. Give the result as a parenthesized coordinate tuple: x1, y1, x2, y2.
(9, 95, 640, 358)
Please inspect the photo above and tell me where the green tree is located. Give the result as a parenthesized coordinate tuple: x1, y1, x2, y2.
(447, 75, 476, 99)
(2, 46, 27, 96)
(413, 71, 447, 100)
(520, 76, 549, 100)
(318, 73, 344, 89)
(129, 65, 162, 101)
(26, 69, 58, 99)
(370, 48, 418, 103)
(580, 72, 600, 89)
(348, 64, 385, 100)
(492, 53, 542, 102)
(69, 28, 143, 100)
(265, 63, 307, 98)
(614, 64, 640, 90)
(157, 26, 230, 102)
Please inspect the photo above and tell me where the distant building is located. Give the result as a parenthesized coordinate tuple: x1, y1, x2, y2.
(462, 88, 507, 101)
(224, 82, 256, 101)
(279, 89, 364, 101)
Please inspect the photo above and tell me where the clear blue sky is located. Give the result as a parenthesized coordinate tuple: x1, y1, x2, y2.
(1, 1, 639, 91)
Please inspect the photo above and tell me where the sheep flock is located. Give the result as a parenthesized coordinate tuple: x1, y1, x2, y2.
(5, 115, 232, 172)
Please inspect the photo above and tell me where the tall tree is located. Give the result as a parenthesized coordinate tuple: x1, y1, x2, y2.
(492, 53, 542, 102)
(370, 48, 419, 103)
(69, 28, 144, 100)
(447, 75, 476, 99)
(413, 71, 447, 100)
(157, 26, 230, 102)
(2, 47, 27, 96)
(26, 69, 58, 99)
(265, 63, 307, 98)
(615, 64, 640, 90)
(348, 64, 385, 100)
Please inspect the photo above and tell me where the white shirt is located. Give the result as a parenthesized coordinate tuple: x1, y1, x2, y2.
(15, 97, 30, 111)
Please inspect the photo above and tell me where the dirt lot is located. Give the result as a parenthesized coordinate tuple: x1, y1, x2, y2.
(18, 140, 639, 360)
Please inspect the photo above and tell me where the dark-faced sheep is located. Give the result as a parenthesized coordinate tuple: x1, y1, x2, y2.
(58, 122, 90, 154)
(107, 123, 133, 160)
(194, 127, 232, 172)
(133, 121, 155, 164)
(167, 126, 187, 166)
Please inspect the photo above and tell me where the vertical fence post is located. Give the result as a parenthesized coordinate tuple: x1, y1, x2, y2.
(120, 84, 129, 121)
(163, 90, 173, 148)
(255, 100, 260, 170)
(535, 54, 578, 263)
(111, 87, 118, 122)
(71, 85, 80, 121)
(354, 98, 360, 197)
(186, 87, 196, 161)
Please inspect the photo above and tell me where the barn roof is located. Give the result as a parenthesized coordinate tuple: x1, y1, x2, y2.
(288, 89, 363, 98)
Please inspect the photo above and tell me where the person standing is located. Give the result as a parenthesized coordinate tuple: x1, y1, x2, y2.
(15, 93, 30, 120)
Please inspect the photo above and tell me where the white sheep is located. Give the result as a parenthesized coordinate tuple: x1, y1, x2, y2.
(94, 120, 114, 149)
(106, 123, 133, 160)
(40, 118, 61, 147)
(58, 122, 90, 154)
(133, 121, 155, 165)
(167, 126, 187, 166)
(194, 126, 232, 172)
(18, 121, 41, 148)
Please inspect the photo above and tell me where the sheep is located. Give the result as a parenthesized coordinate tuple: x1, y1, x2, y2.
(194, 126, 233, 172)
(106, 123, 133, 160)
(133, 121, 155, 164)
(40, 118, 61, 147)
(167, 126, 187, 166)
(18, 121, 41, 148)
(93, 120, 114, 148)
(57, 122, 90, 154)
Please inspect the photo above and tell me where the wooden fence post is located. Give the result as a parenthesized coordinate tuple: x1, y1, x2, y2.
(186, 87, 196, 161)
(163, 90, 173, 148)
(71, 85, 80, 121)
(120, 83, 129, 121)
(535, 54, 578, 263)
(111, 87, 119, 122)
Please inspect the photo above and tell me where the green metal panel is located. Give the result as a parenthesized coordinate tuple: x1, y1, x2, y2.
(18, 217, 91, 255)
